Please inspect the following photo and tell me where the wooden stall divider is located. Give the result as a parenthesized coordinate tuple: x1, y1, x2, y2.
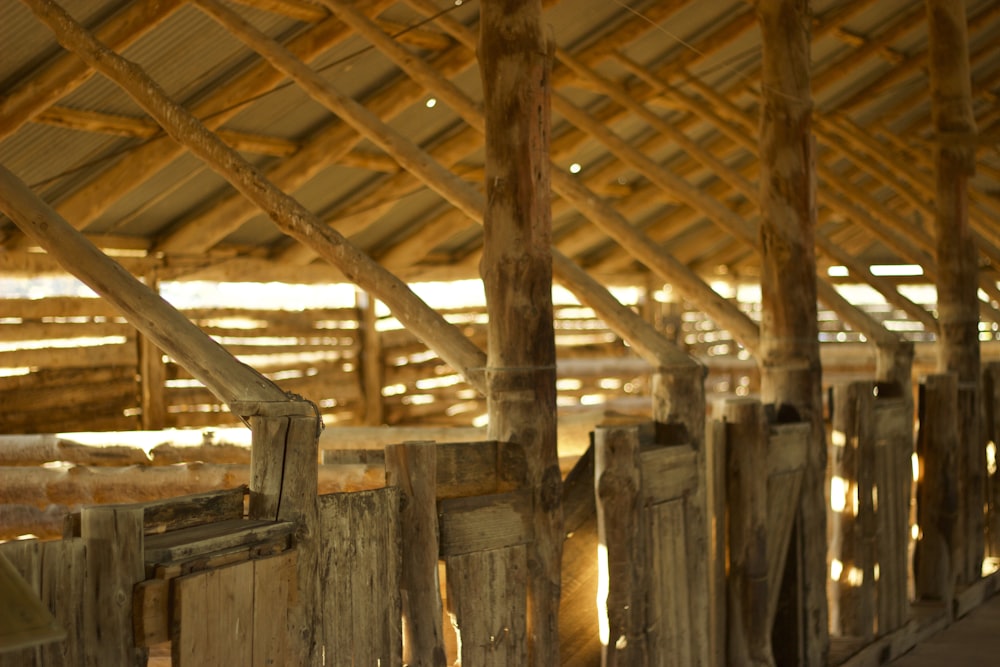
(915, 373, 960, 604)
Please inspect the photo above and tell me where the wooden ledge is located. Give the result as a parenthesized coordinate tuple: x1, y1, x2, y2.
(144, 518, 295, 564)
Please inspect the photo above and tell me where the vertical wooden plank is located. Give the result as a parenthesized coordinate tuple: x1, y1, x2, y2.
(647, 498, 692, 667)
(319, 488, 402, 667)
(38, 538, 87, 667)
(385, 441, 446, 666)
(252, 551, 298, 667)
(594, 425, 647, 666)
(172, 561, 254, 667)
(0, 540, 43, 667)
(985, 364, 1000, 557)
(250, 413, 321, 664)
(138, 269, 167, 430)
(873, 399, 912, 634)
(707, 419, 728, 667)
(828, 384, 855, 637)
(445, 545, 528, 667)
(356, 289, 385, 426)
(855, 388, 877, 639)
(723, 399, 773, 666)
(915, 374, 959, 603)
(650, 364, 711, 666)
(82, 505, 146, 667)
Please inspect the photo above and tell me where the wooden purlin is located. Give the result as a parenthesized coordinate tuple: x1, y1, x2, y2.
(0, 0, 185, 142)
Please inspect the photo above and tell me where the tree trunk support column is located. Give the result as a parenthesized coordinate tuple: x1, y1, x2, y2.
(927, 0, 983, 586)
(479, 2, 561, 664)
(755, 0, 827, 664)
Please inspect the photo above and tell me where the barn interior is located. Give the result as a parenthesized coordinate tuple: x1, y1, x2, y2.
(1, 0, 1000, 665)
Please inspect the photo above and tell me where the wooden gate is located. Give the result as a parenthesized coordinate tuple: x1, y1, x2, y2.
(828, 382, 913, 639)
(716, 398, 809, 665)
(594, 422, 711, 666)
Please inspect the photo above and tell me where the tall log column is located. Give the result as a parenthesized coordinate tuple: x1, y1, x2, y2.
(479, 2, 561, 664)
(755, 1, 827, 665)
(927, 0, 984, 585)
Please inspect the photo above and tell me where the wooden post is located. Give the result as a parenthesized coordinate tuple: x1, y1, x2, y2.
(81, 505, 146, 667)
(138, 268, 168, 430)
(479, 2, 561, 664)
(385, 442, 446, 667)
(356, 290, 385, 426)
(249, 413, 321, 663)
(914, 373, 960, 603)
(594, 426, 646, 667)
(723, 399, 773, 667)
(927, 0, 984, 586)
(755, 1, 827, 664)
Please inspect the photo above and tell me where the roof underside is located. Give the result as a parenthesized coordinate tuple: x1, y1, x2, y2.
(0, 0, 998, 294)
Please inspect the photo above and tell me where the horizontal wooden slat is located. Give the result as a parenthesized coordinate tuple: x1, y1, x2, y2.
(640, 445, 698, 503)
(438, 489, 533, 556)
(143, 518, 295, 563)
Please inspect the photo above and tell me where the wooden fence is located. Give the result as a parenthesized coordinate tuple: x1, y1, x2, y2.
(4, 292, 976, 435)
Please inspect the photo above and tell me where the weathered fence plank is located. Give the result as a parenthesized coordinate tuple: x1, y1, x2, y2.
(318, 488, 402, 667)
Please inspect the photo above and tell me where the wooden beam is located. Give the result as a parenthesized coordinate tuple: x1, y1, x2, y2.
(756, 2, 827, 665)
(31, 105, 301, 156)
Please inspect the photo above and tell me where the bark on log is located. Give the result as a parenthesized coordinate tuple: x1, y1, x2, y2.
(755, 1, 827, 664)
(479, 2, 561, 663)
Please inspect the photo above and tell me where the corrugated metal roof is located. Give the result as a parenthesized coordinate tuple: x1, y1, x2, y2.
(0, 0, 995, 294)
